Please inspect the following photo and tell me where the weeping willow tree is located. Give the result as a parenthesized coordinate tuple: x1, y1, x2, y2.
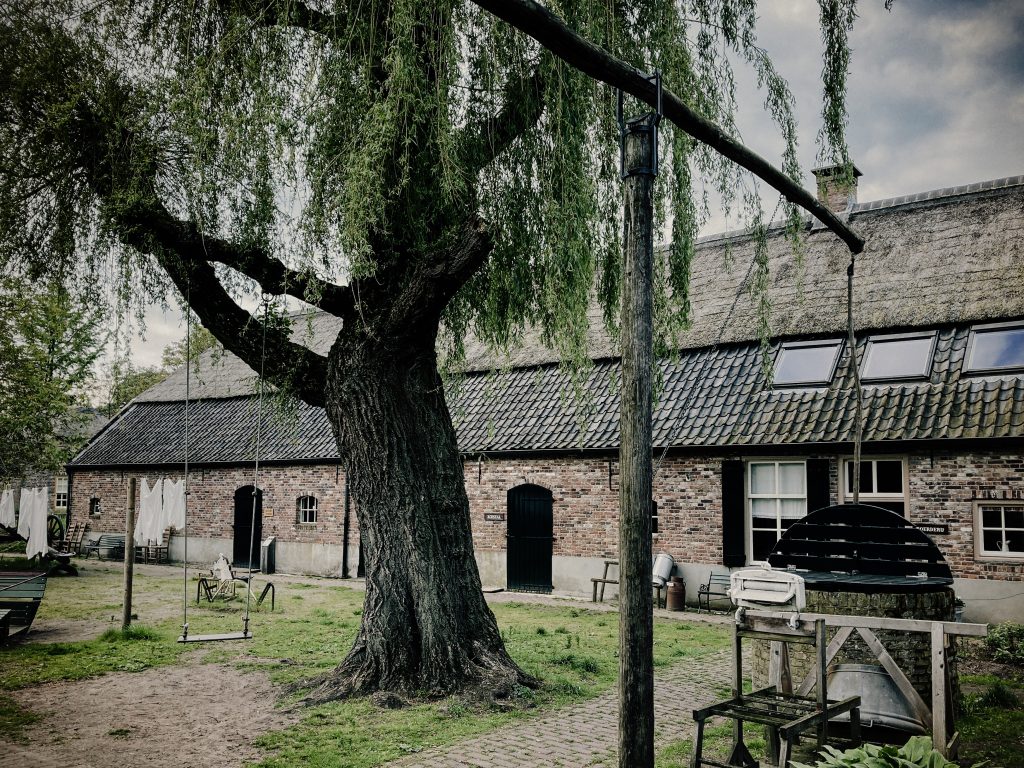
(0, 0, 862, 699)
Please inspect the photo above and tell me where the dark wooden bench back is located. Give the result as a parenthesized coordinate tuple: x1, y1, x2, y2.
(0, 572, 47, 629)
(767, 503, 953, 581)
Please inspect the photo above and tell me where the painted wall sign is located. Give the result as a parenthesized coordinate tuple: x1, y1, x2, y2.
(484, 513, 506, 522)
(918, 523, 949, 535)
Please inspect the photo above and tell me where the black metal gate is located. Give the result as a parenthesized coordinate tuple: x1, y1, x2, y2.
(233, 485, 263, 569)
(507, 484, 553, 593)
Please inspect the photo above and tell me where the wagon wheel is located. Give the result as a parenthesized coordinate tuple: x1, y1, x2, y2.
(46, 514, 65, 548)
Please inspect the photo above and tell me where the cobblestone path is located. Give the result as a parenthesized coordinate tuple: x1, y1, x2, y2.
(390, 650, 732, 768)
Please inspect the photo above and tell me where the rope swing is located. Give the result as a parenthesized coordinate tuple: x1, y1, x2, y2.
(177, 292, 271, 643)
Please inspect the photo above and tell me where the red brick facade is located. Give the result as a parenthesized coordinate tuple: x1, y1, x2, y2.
(69, 447, 1024, 586)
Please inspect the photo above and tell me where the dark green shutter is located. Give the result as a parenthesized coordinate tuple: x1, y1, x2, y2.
(721, 460, 746, 567)
(806, 458, 831, 515)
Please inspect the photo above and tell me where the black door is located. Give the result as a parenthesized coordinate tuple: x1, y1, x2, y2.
(507, 484, 553, 593)
(233, 485, 263, 569)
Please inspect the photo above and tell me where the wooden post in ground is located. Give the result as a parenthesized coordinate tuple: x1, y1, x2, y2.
(618, 107, 657, 768)
(122, 477, 137, 631)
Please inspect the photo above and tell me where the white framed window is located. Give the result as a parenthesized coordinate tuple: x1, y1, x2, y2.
(297, 495, 318, 524)
(966, 322, 1024, 374)
(747, 460, 807, 561)
(89, 497, 102, 516)
(773, 340, 843, 388)
(840, 458, 907, 515)
(861, 331, 936, 382)
(976, 503, 1024, 560)
(55, 476, 68, 510)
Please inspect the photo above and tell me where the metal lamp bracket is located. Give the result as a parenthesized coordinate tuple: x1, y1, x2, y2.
(618, 71, 663, 179)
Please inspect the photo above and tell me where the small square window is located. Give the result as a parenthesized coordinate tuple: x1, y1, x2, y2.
(89, 497, 102, 516)
(862, 332, 935, 382)
(773, 340, 843, 387)
(966, 323, 1024, 373)
(297, 495, 318, 524)
(841, 458, 906, 515)
(977, 503, 1024, 560)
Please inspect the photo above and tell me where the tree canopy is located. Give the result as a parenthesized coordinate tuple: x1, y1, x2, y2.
(0, 275, 105, 481)
(1, 0, 859, 380)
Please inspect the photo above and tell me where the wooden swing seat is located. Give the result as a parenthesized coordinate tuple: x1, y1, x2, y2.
(177, 630, 253, 643)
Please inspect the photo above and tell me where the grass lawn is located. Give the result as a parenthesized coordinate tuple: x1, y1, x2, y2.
(0, 558, 732, 766)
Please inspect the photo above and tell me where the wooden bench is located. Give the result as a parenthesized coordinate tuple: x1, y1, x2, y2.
(591, 559, 666, 609)
(696, 571, 732, 613)
(0, 572, 48, 640)
(82, 534, 125, 560)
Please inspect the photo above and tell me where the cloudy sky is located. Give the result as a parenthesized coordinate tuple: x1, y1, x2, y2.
(126, 0, 1024, 371)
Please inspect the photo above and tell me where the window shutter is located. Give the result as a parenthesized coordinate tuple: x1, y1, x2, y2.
(721, 460, 746, 567)
(806, 459, 831, 514)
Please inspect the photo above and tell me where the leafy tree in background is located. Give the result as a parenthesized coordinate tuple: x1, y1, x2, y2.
(0, 0, 860, 698)
(0, 277, 105, 481)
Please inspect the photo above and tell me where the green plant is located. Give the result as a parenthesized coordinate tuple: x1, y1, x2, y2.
(985, 622, 1024, 665)
(979, 679, 1020, 708)
(791, 736, 977, 768)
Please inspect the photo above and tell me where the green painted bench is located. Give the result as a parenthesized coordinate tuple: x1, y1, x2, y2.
(82, 534, 125, 560)
(0, 572, 48, 640)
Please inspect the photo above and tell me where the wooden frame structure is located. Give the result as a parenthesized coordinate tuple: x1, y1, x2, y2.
(692, 614, 861, 768)
(741, 609, 987, 760)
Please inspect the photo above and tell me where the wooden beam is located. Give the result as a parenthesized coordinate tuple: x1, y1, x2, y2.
(471, 0, 866, 255)
(932, 623, 948, 757)
(744, 609, 987, 637)
(855, 627, 932, 726)
(797, 625, 854, 696)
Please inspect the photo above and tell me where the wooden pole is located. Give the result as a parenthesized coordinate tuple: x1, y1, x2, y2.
(618, 112, 656, 768)
(122, 477, 137, 631)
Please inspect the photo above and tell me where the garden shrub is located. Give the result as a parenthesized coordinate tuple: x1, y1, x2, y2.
(792, 736, 975, 768)
(985, 621, 1024, 665)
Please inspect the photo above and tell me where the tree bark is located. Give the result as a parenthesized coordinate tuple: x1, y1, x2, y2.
(618, 117, 656, 768)
(302, 318, 536, 701)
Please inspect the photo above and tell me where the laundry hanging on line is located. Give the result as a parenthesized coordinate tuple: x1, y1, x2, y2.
(17, 486, 50, 559)
(0, 488, 15, 529)
(134, 478, 186, 545)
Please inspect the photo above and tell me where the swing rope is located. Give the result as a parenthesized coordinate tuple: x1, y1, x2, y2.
(178, 292, 270, 643)
(241, 295, 272, 637)
(847, 254, 864, 504)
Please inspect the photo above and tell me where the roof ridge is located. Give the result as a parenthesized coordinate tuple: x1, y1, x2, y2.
(851, 175, 1024, 213)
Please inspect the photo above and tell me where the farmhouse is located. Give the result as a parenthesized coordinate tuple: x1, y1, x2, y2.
(67, 170, 1024, 623)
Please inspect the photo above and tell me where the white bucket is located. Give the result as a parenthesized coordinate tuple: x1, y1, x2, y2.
(652, 553, 675, 587)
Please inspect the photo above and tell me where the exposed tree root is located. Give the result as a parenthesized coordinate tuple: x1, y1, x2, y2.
(284, 641, 538, 707)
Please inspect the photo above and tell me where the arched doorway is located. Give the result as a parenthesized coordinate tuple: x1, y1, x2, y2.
(233, 485, 263, 569)
(506, 484, 553, 593)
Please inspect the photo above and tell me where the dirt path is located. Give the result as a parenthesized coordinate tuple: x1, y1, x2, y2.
(1, 662, 297, 768)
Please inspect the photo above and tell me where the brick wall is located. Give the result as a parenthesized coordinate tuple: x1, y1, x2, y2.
(69, 464, 358, 547)
(68, 447, 1024, 585)
(907, 451, 1024, 579)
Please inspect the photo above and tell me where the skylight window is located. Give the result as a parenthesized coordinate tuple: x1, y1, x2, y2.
(773, 340, 842, 387)
(861, 332, 935, 382)
(966, 323, 1024, 373)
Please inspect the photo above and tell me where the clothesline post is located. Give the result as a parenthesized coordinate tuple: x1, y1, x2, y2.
(122, 478, 137, 631)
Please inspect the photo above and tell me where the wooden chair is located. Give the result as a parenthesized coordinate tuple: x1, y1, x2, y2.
(136, 528, 170, 564)
(697, 571, 732, 613)
(590, 559, 667, 608)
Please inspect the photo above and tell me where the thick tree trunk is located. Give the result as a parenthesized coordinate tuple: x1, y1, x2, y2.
(304, 321, 535, 701)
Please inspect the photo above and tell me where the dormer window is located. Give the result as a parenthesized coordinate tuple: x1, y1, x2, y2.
(773, 340, 843, 388)
(966, 322, 1024, 374)
(861, 331, 936, 382)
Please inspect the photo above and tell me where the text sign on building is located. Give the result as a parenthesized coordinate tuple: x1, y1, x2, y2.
(917, 523, 949, 535)
(484, 513, 506, 522)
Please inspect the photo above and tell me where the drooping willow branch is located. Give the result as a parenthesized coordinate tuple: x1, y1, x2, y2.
(472, 0, 865, 255)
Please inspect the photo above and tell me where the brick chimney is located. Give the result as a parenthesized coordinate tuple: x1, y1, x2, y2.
(812, 163, 862, 213)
